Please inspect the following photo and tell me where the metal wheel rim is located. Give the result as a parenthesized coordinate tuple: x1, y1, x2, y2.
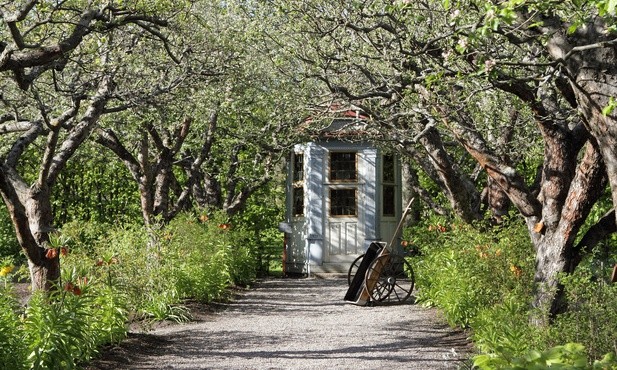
(367, 254, 414, 304)
(347, 254, 365, 286)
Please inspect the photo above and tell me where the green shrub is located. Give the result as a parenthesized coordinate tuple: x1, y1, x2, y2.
(0, 205, 20, 261)
(166, 213, 236, 302)
(0, 286, 26, 370)
(24, 289, 98, 369)
(473, 343, 617, 369)
(411, 216, 534, 327)
(412, 215, 617, 366)
(546, 265, 617, 361)
(471, 294, 542, 359)
(0, 211, 266, 369)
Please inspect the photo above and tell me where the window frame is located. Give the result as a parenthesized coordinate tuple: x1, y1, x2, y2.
(382, 154, 397, 218)
(292, 152, 304, 217)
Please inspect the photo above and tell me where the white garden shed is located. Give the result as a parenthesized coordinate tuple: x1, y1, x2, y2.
(281, 109, 403, 275)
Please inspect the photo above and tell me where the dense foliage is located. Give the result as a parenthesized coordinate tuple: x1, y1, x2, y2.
(0, 208, 274, 369)
(2, 0, 617, 368)
(407, 215, 617, 366)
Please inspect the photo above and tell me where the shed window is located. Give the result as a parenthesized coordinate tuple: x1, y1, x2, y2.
(293, 153, 304, 183)
(330, 188, 357, 216)
(383, 154, 396, 217)
(329, 152, 357, 182)
(383, 186, 395, 216)
(292, 153, 304, 216)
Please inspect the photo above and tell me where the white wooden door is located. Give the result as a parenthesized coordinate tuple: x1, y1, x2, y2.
(325, 186, 364, 262)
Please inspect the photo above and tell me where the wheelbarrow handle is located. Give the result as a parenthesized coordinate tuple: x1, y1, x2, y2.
(387, 197, 415, 251)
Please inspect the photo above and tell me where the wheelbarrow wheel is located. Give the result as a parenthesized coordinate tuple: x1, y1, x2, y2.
(347, 254, 365, 286)
(366, 254, 414, 304)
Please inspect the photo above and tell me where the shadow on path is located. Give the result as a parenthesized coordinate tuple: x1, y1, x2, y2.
(86, 277, 472, 370)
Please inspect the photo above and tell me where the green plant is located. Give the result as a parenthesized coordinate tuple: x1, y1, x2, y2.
(142, 292, 191, 324)
(471, 294, 542, 358)
(473, 343, 617, 369)
(545, 264, 617, 361)
(0, 286, 27, 370)
(411, 217, 534, 327)
(23, 289, 95, 369)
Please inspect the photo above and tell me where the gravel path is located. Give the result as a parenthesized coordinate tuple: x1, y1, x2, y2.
(86, 277, 472, 369)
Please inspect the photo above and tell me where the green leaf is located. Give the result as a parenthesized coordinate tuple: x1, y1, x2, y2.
(609, 0, 617, 14)
(602, 97, 617, 116)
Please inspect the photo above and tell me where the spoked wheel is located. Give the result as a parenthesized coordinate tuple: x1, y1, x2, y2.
(347, 254, 365, 286)
(365, 254, 415, 304)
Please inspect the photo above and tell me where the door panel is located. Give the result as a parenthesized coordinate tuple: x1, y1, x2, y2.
(327, 219, 360, 256)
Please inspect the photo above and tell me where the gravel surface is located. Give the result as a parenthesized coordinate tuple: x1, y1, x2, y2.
(85, 277, 472, 370)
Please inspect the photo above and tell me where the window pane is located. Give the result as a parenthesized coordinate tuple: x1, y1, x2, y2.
(293, 186, 304, 216)
(330, 188, 357, 216)
(330, 152, 357, 181)
(293, 153, 304, 182)
(383, 154, 395, 183)
(383, 185, 395, 217)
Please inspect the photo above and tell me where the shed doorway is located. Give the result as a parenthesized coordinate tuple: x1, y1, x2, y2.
(324, 151, 365, 266)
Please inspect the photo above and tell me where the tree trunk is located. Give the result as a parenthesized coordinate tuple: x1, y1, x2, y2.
(416, 124, 482, 222)
(0, 174, 58, 291)
(528, 140, 606, 323)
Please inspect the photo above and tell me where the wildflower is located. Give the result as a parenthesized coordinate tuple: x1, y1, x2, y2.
(64, 282, 82, 296)
(0, 265, 14, 277)
(60, 247, 68, 257)
(199, 214, 209, 223)
(484, 59, 496, 72)
(45, 248, 58, 259)
(163, 231, 173, 241)
(218, 223, 231, 230)
(510, 264, 523, 277)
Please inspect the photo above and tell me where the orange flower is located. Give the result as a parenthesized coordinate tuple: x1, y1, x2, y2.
(218, 223, 231, 230)
(401, 240, 409, 247)
(199, 214, 209, 223)
(510, 264, 523, 278)
(64, 282, 82, 295)
(45, 248, 58, 259)
(60, 247, 68, 257)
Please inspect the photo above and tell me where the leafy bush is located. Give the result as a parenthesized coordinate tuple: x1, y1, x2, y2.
(0, 206, 20, 261)
(0, 209, 267, 369)
(411, 214, 617, 366)
(0, 287, 26, 370)
(473, 343, 617, 369)
(410, 216, 534, 327)
(21, 278, 128, 370)
(546, 264, 617, 361)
